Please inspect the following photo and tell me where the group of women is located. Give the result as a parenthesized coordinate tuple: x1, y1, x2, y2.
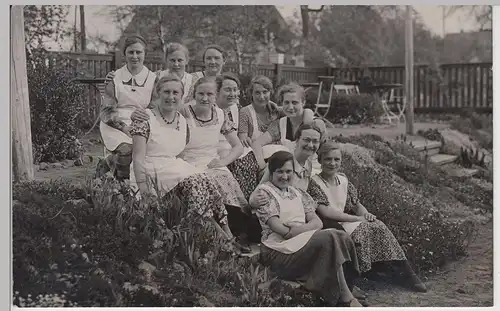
(98, 34, 427, 307)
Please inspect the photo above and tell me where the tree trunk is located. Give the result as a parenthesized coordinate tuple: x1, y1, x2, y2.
(11, 5, 34, 182)
(156, 6, 166, 55)
(233, 34, 243, 74)
(79, 5, 86, 51)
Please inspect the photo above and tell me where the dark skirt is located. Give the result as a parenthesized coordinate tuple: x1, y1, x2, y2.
(226, 206, 262, 243)
(227, 151, 260, 200)
(260, 229, 360, 305)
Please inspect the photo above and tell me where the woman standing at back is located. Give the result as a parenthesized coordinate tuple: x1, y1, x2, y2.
(99, 34, 158, 181)
(192, 44, 227, 79)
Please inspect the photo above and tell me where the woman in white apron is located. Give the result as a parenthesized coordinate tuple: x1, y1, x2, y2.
(308, 141, 427, 293)
(129, 75, 239, 246)
(253, 151, 363, 307)
(99, 35, 157, 181)
(191, 44, 226, 79)
(250, 82, 324, 177)
(105, 42, 195, 104)
(178, 77, 249, 216)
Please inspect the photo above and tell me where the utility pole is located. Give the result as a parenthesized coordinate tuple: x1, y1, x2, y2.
(79, 5, 86, 51)
(11, 5, 35, 182)
(405, 5, 415, 135)
(73, 6, 78, 51)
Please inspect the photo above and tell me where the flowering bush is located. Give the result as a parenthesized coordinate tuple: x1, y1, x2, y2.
(27, 49, 86, 163)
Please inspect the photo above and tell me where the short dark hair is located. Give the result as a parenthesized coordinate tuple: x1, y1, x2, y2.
(123, 34, 147, 55)
(267, 151, 295, 174)
(294, 123, 323, 141)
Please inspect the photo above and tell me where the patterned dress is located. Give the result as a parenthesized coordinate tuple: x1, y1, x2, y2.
(129, 109, 228, 224)
(179, 104, 248, 212)
(307, 174, 407, 273)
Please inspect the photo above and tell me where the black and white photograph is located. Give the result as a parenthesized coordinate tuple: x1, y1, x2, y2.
(11, 4, 494, 308)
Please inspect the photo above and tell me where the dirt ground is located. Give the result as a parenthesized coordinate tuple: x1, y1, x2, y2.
(34, 125, 494, 307)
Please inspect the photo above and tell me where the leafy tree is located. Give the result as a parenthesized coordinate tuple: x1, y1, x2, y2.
(23, 5, 70, 52)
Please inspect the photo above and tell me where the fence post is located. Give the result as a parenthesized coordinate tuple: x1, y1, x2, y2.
(274, 63, 283, 86)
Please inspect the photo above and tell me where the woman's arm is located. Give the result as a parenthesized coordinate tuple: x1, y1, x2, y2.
(100, 81, 128, 133)
(251, 132, 274, 170)
(267, 216, 292, 237)
(347, 181, 376, 221)
(220, 131, 244, 166)
(238, 108, 253, 148)
(317, 204, 364, 222)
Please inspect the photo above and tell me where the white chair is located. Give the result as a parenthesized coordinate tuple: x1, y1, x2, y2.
(334, 84, 359, 94)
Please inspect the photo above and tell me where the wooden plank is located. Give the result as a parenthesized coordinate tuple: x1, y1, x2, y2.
(472, 64, 478, 109)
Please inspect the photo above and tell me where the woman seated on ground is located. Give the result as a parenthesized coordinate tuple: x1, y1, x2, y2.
(177, 77, 250, 224)
(98, 34, 158, 181)
(251, 82, 326, 178)
(129, 75, 238, 247)
(307, 140, 427, 293)
(192, 44, 226, 79)
(253, 151, 364, 307)
(105, 42, 196, 104)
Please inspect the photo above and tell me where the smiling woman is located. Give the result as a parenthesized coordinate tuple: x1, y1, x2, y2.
(98, 34, 158, 181)
(192, 44, 227, 79)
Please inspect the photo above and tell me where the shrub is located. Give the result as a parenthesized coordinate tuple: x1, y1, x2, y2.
(450, 111, 493, 151)
(305, 89, 382, 124)
(27, 49, 86, 163)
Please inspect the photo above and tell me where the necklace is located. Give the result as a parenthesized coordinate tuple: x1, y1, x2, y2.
(157, 109, 180, 130)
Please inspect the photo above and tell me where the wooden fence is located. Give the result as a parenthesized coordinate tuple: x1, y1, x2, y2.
(42, 51, 493, 125)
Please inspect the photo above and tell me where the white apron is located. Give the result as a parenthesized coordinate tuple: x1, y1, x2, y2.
(180, 105, 230, 173)
(245, 105, 289, 159)
(312, 174, 362, 235)
(100, 65, 156, 151)
(129, 110, 203, 193)
(279, 116, 322, 175)
(259, 184, 318, 254)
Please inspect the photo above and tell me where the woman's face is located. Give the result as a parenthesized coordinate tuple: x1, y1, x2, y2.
(125, 42, 145, 68)
(282, 91, 304, 118)
(166, 50, 187, 76)
(296, 129, 321, 158)
(158, 81, 183, 113)
(252, 83, 271, 107)
(271, 160, 294, 189)
(218, 79, 239, 107)
(320, 149, 342, 175)
(204, 48, 224, 75)
(194, 82, 217, 107)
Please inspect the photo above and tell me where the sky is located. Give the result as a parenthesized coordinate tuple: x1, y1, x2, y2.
(48, 5, 481, 53)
